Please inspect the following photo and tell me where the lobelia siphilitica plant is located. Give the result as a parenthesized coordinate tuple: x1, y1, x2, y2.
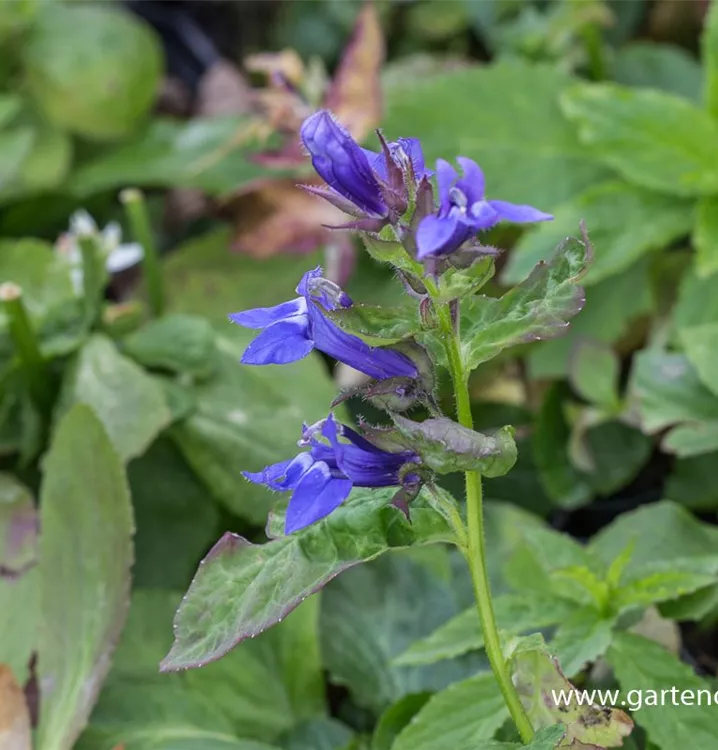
(163, 110, 604, 746)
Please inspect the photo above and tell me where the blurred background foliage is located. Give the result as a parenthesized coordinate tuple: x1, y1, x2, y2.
(3, 1, 718, 749)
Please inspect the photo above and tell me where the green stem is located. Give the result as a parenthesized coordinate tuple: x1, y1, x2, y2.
(121, 188, 164, 317)
(435, 294, 534, 744)
(581, 23, 606, 81)
(0, 283, 52, 416)
(79, 235, 104, 328)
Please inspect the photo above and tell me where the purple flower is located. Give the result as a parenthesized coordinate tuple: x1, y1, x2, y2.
(245, 414, 419, 533)
(300, 110, 431, 219)
(229, 267, 418, 381)
(416, 157, 553, 259)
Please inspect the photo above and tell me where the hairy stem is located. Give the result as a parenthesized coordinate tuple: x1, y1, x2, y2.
(433, 292, 534, 744)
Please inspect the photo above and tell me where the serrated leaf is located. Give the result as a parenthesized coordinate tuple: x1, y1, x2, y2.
(550, 608, 616, 678)
(389, 672, 509, 750)
(561, 83, 718, 195)
(629, 350, 718, 433)
(607, 632, 718, 750)
(383, 61, 610, 211)
(614, 565, 717, 611)
(324, 303, 422, 343)
(462, 235, 590, 372)
(569, 339, 620, 410)
(56, 334, 172, 462)
(394, 592, 577, 667)
(509, 635, 633, 746)
(121, 314, 219, 379)
(321, 554, 476, 715)
(392, 416, 517, 477)
(37, 405, 134, 750)
(161, 488, 453, 671)
(504, 181, 693, 287)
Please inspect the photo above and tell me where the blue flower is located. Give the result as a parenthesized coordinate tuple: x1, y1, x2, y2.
(416, 157, 553, 259)
(229, 267, 418, 381)
(300, 110, 431, 219)
(245, 414, 420, 533)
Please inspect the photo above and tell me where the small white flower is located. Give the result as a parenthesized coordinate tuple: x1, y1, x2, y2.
(56, 210, 144, 295)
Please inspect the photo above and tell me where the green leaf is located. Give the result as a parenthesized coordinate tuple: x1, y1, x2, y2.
(561, 83, 718, 195)
(383, 61, 610, 210)
(282, 719, 354, 750)
(372, 693, 432, 750)
(607, 632, 718, 750)
(169, 328, 341, 525)
(128, 438, 220, 589)
(588, 500, 718, 574)
(528, 256, 653, 378)
(121, 313, 219, 379)
(163, 227, 322, 322)
(550, 607, 616, 678)
(37, 404, 134, 750)
(568, 339, 620, 410)
(69, 116, 276, 197)
(389, 672, 509, 750)
(662, 421, 718, 457)
(612, 42, 702, 103)
(394, 592, 577, 667)
(0, 127, 35, 191)
(56, 334, 172, 462)
(629, 350, 718, 433)
(503, 181, 693, 287)
(665, 452, 718, 509)
(680, 322, 718, 397)
(161, 488, 453, 671)
(508, 635, 633, 746)
(321, 553, 476, 714)
(0, 473, 37, 685)
(703, 0, 718, 120)
(324, 303, 423, 343)
(674, 265, 718, 330)
(613, 565, 717, 611)
(693, 197, 718, 278)
(23, 3, 162, 140)
(462, 235, 591, 372)
(0, 238, 74, 321)
(0, 94, 23, 128)
(392, 416, 517, 477)
(532, 385, 592, 510)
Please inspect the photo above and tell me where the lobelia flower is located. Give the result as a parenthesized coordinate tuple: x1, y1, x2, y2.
(300, 109, 431, 224)
(245, 414, 420, 533)
(416, 157, 553, 260)
(229, 267, 418, 381)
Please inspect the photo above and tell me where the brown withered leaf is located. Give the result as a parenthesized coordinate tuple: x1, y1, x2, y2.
(0, 666, 31, 750)
(229, 177, 346, 257)
(245, 49, 305, 88)
(323, 2, 384, 142)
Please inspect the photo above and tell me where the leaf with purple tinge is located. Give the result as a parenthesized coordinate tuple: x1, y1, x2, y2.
(161, 487, 454, 672)
(460, 230, 592, 372)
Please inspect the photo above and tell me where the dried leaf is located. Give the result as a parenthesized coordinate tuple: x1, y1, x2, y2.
(323, 3, 385, 141)
(0, 665, 31, 750)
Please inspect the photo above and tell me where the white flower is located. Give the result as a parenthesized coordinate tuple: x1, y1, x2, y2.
(56, 210, 144, 295)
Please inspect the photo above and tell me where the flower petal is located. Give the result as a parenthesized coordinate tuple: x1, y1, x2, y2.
(488, 200, 554, 224)
(467, 200, 500, 230)
(241, 318, 314, 365)
(308, 304, 417, 380)
(285, 461, 353, 533)
(300, 111, 386, 216)
(105, 243, 144, 273)
(296, 266, 324, 296)
(243, 452, 315, 491)
(416, 213, 472, 259)
(397, 137, 433, 179)
(229, 298, 307, 329)
(455, 157, 486, 204)
(435, 159, 458, 211)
